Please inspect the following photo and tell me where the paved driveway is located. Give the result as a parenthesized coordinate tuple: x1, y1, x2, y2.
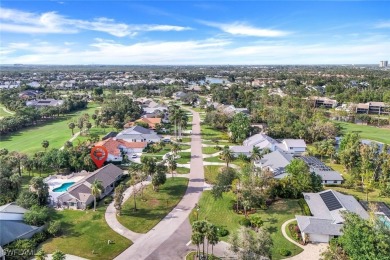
(114, 109, 205, 260)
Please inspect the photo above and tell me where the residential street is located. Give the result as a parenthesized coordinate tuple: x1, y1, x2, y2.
(114, 109, 205, 260)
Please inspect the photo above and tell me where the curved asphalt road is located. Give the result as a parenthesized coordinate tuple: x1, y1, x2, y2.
(115, 109, 205, 260)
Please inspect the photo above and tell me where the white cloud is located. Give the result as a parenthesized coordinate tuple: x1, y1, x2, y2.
(2, 37, 389, 65)
(201, 21, 290, 37)
(0, 7, 191, 36)
(375, 21, 390, 28)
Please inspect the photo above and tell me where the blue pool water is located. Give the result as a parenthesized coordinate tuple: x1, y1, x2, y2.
(378, 215, 390, 228)
(53, 182, 75, 192)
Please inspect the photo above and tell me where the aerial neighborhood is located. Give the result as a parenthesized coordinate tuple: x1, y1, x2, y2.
(1, 64, 390, 260)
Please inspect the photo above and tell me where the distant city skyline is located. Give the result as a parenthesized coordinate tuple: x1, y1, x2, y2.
(1, 1, 389, 65)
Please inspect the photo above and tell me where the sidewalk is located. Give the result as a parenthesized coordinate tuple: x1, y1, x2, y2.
(104, 180, 151, 241)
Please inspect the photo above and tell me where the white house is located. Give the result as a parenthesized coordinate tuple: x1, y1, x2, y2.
(116, 125, 162, 143)
(233, 133, 307, 157)
(57, 164, 123, 210)
(296, 190, 369, 243)
(300, 156, 344, 185)
(279, 139, 307, 156)
(94, 138, 147, 162)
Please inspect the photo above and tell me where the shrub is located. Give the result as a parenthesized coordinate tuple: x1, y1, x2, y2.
(47, 220, 62, 237)
(279, 248, 291, 256)
(239, 218, 251, 227)
(52, 250, 66, 260)
(298, 198, 311, 216)
(217, 227, 229, 237)
(5, 239, 36, 260)
(24, 206, 51, 226)
(104, 196, 113, 204)
(31, 231, 48, 244)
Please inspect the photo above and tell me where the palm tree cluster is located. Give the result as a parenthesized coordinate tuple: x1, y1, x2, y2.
(168, 104, 189, 141)
(191, 220, 219, 259)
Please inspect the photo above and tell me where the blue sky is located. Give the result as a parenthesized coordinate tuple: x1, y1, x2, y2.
(1, 1, 389, 64)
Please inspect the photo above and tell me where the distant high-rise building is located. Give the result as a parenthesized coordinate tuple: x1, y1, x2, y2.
(380, 60, 388, 67)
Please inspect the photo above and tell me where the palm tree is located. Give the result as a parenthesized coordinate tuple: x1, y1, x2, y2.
(250, 146, 262, 164)
(128, 163, 147, 199)
(41, 140, 49, 152)
(68, 122, 75, 136)
(220, 146, 234, 168)
(166, 154, 177, 178)
(206, 223, 219, 257)
(171, 143, 181, 157)
(35, 249, 47, 260)
(91, 179, 104, 211)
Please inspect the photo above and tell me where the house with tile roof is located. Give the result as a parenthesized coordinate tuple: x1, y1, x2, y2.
(57, 164, 123, 210)
(94, 138, 147, 162)
(296, 190, 368, 243)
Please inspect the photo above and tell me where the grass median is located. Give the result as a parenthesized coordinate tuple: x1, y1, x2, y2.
(118, 177, 188, 233)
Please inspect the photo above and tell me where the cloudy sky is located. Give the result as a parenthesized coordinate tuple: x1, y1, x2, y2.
(0, 1, 389, 65)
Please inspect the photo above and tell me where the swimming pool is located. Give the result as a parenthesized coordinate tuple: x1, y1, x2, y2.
(378, 215, 390, 228)
(52, 182, 75, 192)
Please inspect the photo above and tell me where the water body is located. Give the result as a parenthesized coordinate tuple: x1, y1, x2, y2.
(191, 77, 228, 85)
(53, 182, 75, 192)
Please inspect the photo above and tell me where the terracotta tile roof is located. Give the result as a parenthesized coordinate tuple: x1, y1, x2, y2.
(95, 138, 147, 156)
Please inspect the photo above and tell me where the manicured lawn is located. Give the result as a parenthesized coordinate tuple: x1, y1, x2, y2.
(0, 104, 100, 155)
(204, 156, 224, 163)
(176, 167, 190, 174)
(0, 105, 14, 117)
(41, 205, 131, 259)
(190, 191, 303, 260)
(202, 146, 220, 155)
(335, 121, 390, 144)
(177, 152, 192, 164)
(204, 165, 223, 184)
(118, 177, 188, 233)
(201, 124, 230, 141)
(325, 186, 390, 205)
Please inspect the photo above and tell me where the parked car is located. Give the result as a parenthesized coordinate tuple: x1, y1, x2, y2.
(131, 154, 137, 158)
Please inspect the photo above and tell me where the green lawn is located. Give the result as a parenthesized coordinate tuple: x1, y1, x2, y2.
(118, 177, 188, 233)
(204, 165, 223, 184)
(190, 191, 303, 260)
(0, 104, 100, 155)
(204, 156, 224, 163)
(202, 146, 220, 155)
(0, 105, 14, 117)
(177, 152, 192, 164)
(176, 167, 190, 174)
(201, 124, 230, 141)
(41, 204, 131, 259)
(335, 121, 390, 144)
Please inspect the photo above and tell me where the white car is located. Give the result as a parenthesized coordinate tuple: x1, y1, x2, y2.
(131, 154, 137, 158)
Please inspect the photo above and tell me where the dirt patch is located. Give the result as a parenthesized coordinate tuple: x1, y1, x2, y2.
(148, 198, 160, 207)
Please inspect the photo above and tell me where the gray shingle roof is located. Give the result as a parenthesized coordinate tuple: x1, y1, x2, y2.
(296, 216, 342, 236)
(257, 150, 293, 176)
(0, 203, 27, 214)
(314, 170, 344, 181)
(61, 164, 123, 203)
(230, 146, 253, 153)
(0, 220, 39, 246)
